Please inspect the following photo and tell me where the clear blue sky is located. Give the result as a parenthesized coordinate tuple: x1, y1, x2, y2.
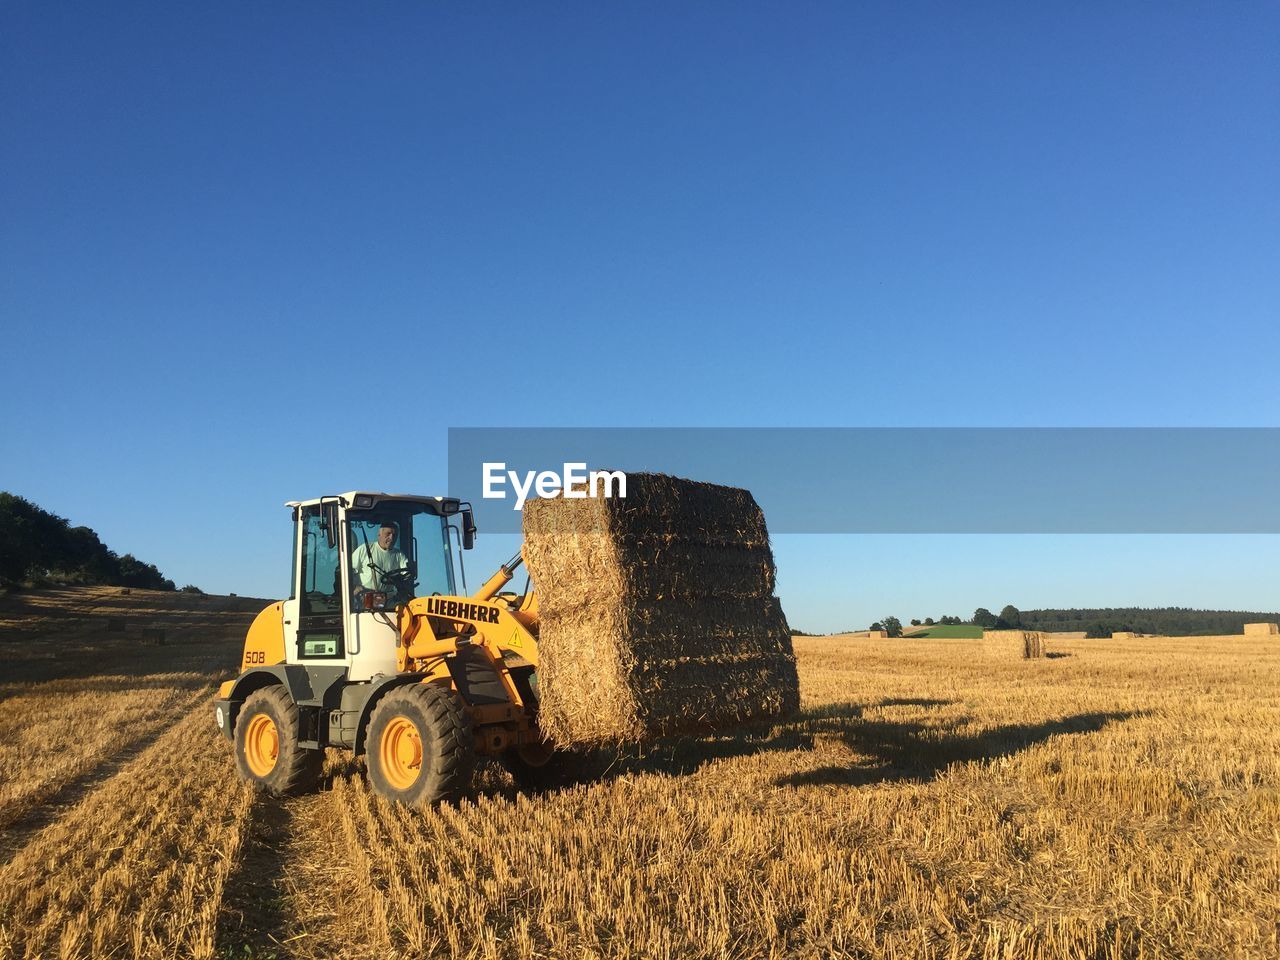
(2, 3, 1277, 631)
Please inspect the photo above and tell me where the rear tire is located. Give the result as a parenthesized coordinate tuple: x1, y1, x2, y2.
(233, 686, 324, 796)
(366, 684, 475, 808)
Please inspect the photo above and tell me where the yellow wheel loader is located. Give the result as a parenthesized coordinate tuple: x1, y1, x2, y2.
(214, 492, 576, 807)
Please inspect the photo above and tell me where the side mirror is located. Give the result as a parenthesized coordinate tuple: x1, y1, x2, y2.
(462, 508, 476, 550)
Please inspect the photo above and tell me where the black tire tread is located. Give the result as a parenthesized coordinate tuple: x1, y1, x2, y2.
(366, 684, 475, 808)
(234, 685, 324, 797)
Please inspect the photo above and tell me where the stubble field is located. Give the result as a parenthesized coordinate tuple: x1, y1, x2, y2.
(0, 587, 1276, 959)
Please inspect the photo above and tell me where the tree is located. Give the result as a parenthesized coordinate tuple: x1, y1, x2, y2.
(0, 493, 66, 582)
(0, 492, 176, 591)
(910, 618, 921, 627)
(881, 616, 903, 638)
(999, 605, 1022, 628)
(973, 607, 997, 628)
(924, 617, 935, 626)
(869, 622, 883, 632)
(1085, 621, 1134, 638)
(180, 584, 204, 594)
(64, 526, 117, 583)
(117, 554, 175, 591)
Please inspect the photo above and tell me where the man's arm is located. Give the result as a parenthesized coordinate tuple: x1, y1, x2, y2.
(351, 548, 372, 590)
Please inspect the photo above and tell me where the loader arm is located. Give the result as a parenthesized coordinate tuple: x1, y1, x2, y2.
(397, 591, 540, 672)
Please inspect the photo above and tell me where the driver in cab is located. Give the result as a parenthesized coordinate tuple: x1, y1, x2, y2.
(352, 520, 410, 599)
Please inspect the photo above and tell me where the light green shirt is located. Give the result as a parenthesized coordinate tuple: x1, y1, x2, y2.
(351, 542, 408, 591)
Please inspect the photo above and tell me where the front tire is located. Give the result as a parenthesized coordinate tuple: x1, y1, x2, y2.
(233, 685, 324, 796)
(366, 684, 475, 808)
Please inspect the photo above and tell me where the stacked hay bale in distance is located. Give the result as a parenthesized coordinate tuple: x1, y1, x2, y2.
(1243, 622, 1279, 637)
(522, 473, 800, 745)
(983, 628, 1046, 659)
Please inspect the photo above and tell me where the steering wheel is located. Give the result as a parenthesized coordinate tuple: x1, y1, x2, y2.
(377, 566, 416, 597)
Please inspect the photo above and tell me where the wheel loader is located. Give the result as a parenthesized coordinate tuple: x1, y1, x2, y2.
(214, 492, 575, 807)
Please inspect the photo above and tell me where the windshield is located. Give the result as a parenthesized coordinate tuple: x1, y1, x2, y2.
(347, 502, 456, 605)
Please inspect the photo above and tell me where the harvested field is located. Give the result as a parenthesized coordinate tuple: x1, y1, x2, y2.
(1, 588, 1278, 959)
(522, 473, 799, 744)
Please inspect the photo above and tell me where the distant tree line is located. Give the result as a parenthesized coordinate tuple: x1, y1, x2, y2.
(971, 603, 1279, 638)
(853, 602, 1279, 640)
(0, 492, 179, 591)
(778, 599, 1280, 640)
(1016, 606, 1280, 638)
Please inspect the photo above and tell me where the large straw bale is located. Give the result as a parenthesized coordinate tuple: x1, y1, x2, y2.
(1243, 622, 1279, 636)
(982, 629, 1045, 659)
(522, 473, 799, 745)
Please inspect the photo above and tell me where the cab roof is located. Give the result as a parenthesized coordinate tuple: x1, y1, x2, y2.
(284, 492, 462, 514)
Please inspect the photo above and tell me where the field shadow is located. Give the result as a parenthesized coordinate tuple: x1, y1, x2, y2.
(0, 733, 162, 865)
(214, 796, 295, 957)
(0, 587, 259, 697)
(563, 701, 1141, 793)
(0, 642, 241, 699)
(775, 709, 1143, 789)
(588, 697, 961, 782)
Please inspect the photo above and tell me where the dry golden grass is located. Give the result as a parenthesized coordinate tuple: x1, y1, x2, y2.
(0, 710, 255, 959)
(0, 677, 210, 831)
(1, 588, 1277, 959)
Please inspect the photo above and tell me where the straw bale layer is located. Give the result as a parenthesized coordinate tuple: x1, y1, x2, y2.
(1243, 622, 1279, 636)
(522, 473, 799, 744)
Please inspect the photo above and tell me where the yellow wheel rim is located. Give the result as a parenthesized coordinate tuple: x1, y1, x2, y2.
(380, 717, 423, 789)
(244, 713, 279, 777)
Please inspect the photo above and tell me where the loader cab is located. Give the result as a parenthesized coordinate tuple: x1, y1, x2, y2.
(284, 493, 472, 682)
